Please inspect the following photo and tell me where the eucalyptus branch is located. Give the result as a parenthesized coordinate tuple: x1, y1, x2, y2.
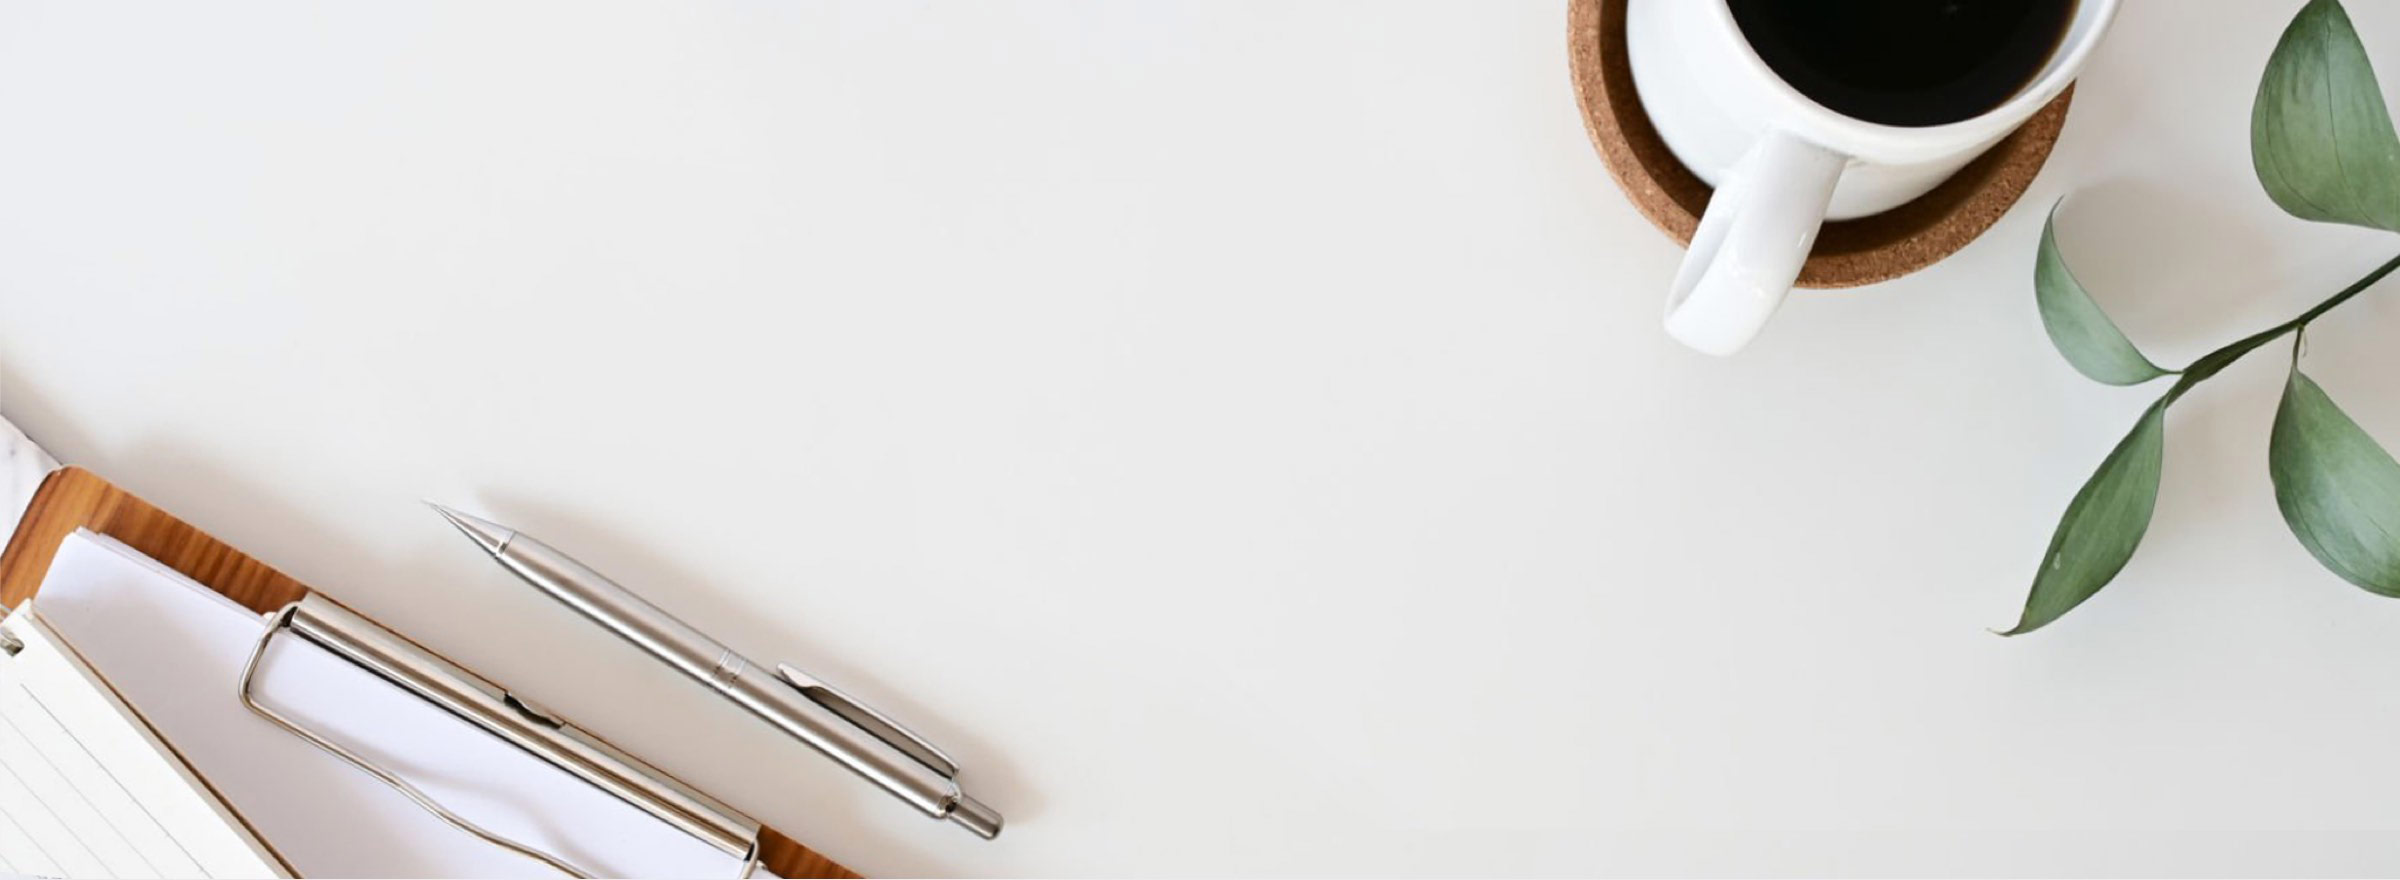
(2289, 251, 2400, 325)
(2161, 250, 2400, 405)
(2003, 0, 2400, 635)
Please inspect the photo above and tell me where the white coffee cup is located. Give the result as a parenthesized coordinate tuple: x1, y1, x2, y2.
(1627, 0, 2119, 356)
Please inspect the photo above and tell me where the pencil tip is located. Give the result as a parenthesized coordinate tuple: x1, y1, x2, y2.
(428, 503, 514, 556)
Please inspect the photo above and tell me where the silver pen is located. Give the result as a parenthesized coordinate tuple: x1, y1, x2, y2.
(430, 504, 1004, 839)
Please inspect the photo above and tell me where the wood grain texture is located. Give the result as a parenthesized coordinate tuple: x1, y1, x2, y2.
(1566, 0, 2072, 289)
(759, 828, 859, 879)
(0, 467, 860, 879)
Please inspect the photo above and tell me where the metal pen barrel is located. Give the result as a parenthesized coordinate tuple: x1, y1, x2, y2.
(436, 506, 998, 837)
(492, 536, 730, 683)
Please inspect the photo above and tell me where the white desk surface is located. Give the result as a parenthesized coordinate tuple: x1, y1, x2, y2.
(4, 1, 2400, 875)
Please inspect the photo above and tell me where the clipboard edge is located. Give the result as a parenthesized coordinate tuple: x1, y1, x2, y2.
(0, 467, 858, 879)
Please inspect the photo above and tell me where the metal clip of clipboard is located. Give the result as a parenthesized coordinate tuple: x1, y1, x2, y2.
(0, 600, 21, 657)
(237, 594, 766, 879)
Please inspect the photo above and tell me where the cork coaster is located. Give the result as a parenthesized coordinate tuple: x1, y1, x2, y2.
(1567, 0, 2073, 289)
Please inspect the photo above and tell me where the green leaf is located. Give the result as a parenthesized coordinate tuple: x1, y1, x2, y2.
(2002, 402, 2169, 635)
(2252, 0, 2400, 232)
(2270, 367, 2400, 595)
(2034, 207, 2170, 385)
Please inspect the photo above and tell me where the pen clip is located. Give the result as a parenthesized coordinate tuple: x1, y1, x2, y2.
(774, 662, 958, 779)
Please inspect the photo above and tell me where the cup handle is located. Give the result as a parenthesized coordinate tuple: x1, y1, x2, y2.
(1662, 130, 1847, 356)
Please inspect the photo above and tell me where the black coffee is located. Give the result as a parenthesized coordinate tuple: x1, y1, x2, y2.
(1725, 0, 2077, 127)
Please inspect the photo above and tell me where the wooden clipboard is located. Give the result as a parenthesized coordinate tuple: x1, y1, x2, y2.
(0, 466, 859, 879)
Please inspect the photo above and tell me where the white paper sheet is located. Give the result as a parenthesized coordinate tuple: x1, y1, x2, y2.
(31, 531, 752, 879)
(0, 415, 58, 543)
(0, 612, 284, 879)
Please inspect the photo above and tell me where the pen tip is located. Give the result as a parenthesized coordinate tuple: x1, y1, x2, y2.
(428, 502, 515, 556)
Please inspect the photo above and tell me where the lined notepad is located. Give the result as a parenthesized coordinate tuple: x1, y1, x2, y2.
(0, 612, 285, 879)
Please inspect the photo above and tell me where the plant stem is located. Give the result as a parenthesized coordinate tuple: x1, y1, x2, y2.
(2287, 250, 2400, 328)
(2161, 250, 2400, 405)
